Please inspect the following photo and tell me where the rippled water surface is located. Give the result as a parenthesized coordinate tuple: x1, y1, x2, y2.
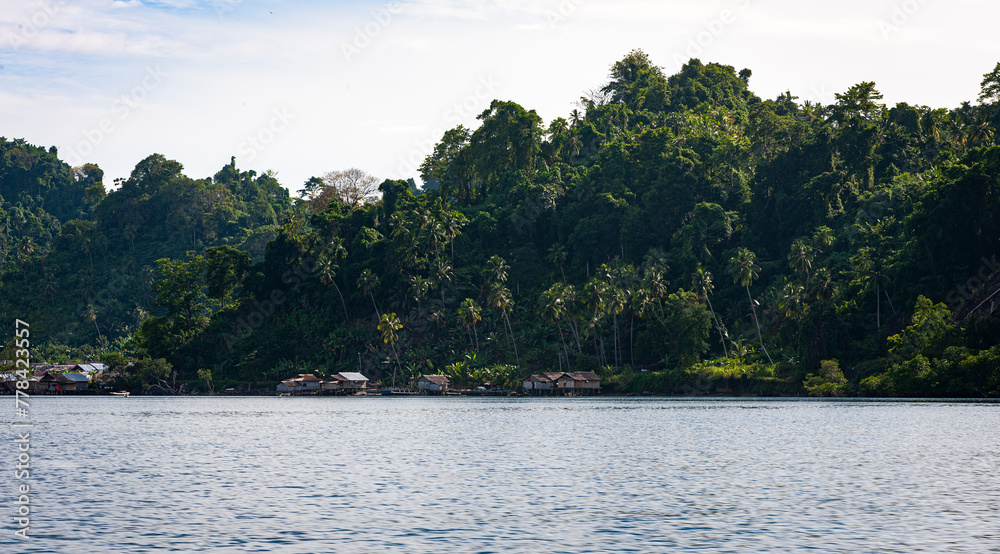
(3, 397, 999, 552)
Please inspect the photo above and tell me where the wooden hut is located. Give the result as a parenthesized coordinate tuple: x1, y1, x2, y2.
(418, 374, 450, 394)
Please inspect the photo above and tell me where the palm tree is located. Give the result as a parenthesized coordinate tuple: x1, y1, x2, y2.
(541, 284, 571, 371)
(851, 247, 886, 331)
(547, 243, 568, 283)
(567, 132, 583, 161)
(84, 304, 102, 343)
(440, 211, 467, 263)
(431, 260, 453, 310)
(569, 109, 582, 128)
(378, 313, 404, 390)
(560, 284, 583, 351)
(779, 281, 806, 320)
(410, 275, 430, 316)
(44, 278, 60, 306)
(484, 255, 509, 287)
(643, 248, 670, 298)
(788, 238, 815, 287)
(607, 283, 626, 368)
(17, 238, 34, 287)
(812, 267, 835, 302)
(727, 247, 774, 367)
(487, 282, 520, 368)
(693, 267, 728, 358)
(457, 298, 482, 353)
(584, 277, 609, 367)
(317, 258, 350, 322)
(357, 268, 381, 319)
(483, 255, 520, 367)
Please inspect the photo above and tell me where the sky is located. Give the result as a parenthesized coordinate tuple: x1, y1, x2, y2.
(1, 0, 997, 193)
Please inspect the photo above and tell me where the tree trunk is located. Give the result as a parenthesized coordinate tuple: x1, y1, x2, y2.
(706, 296, 729, 358)
(390, 342, 402, 390)
(876, 281, 881, 331)
(747, 285, 774, 367)
(556, 321, 571, 371)
(333, 281, 350, 322)
(503, 309, 520, 367)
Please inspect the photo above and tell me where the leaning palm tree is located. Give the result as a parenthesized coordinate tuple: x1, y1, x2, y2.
(693, 267, 728, 359)
(317, 257, 350, 322)
(84, 304, 102, 343)
(727, 247, 774, 367)
(378, 313, 404, 390)
(457, 298, 482, 353)
(357, 268, 381, 319)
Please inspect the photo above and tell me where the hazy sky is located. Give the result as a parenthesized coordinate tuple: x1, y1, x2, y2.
(1, 0, 997, 192)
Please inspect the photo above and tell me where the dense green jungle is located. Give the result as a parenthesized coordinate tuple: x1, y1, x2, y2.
(3, 51, 1000, 397)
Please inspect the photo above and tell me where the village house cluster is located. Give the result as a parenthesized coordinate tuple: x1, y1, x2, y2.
(276, 372, 370, 394)
(275, 373, 457, 395)
(274, 371, 603, 396)
(522, 372, 602, 395)
(1, 362, 104, 393)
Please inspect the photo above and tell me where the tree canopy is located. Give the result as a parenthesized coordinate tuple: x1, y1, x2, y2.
(3, 51, 999, 397)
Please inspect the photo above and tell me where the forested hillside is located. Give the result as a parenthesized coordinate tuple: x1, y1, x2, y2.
(3, 52, 999, 396)
(1, 149, 292, 359)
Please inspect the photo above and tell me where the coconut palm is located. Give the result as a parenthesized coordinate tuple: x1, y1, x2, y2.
(317, 257, 350, 322)
(440, 210, 467, 263)
(569, 108, 582, 128)
(727, 247, 774, 367)
(487, 282, 519, 368)
(540, 284, 571, 371)
(457, 298, 482, 353)
(431, 259, 453, 309)
(693, 267, 728, 358)
(788, 238, 815, 287)
(484, 255, 509, 286)
(547, 243, 568, 283)
(410, 275, 430, 315)
(357, 268, 381, 319)
(378, 312, 404, 389)
(567, 132, 583, 161)
(84, 304, 102, 343)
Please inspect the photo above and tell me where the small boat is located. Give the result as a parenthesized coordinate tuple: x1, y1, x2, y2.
(110, 391, 130, 397)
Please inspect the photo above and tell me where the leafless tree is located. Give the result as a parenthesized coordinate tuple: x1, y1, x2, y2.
(320, 168, 381, 208)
